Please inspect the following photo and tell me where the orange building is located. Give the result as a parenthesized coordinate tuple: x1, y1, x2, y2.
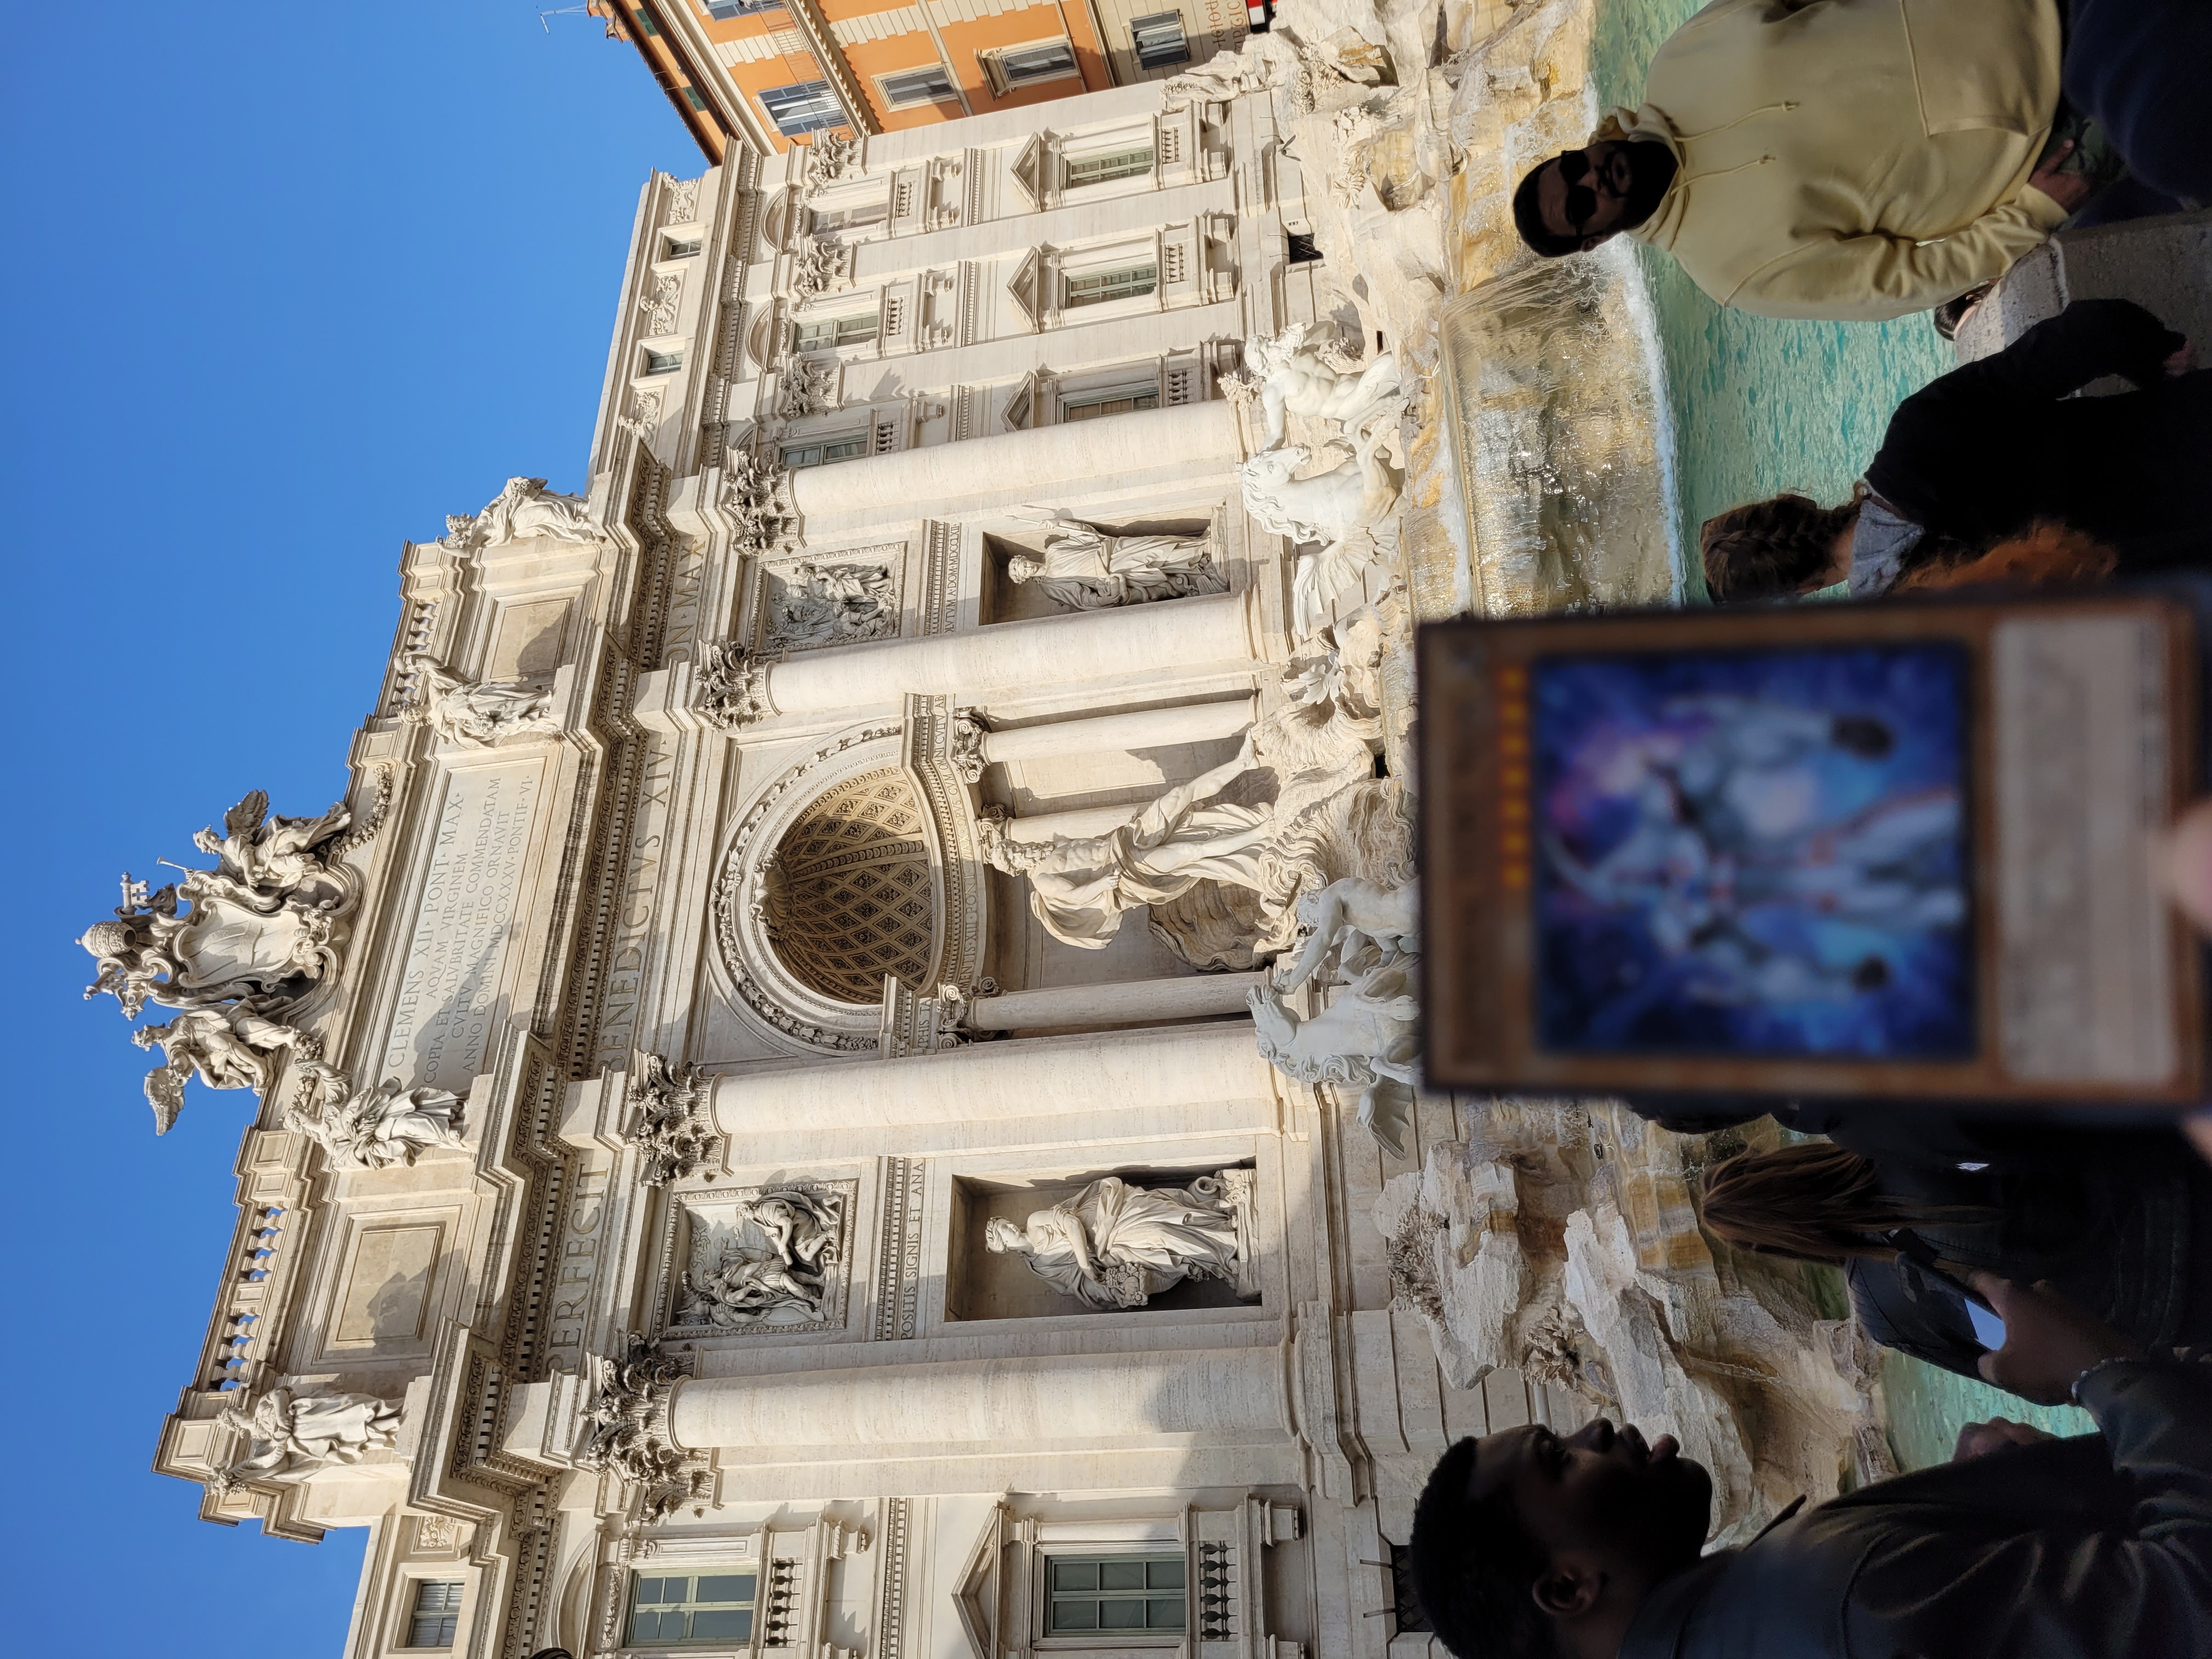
(586, 0, 1252, 160)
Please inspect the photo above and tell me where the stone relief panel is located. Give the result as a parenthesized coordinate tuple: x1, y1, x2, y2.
(329, 1222, 444, 1354)
(658, 1179, 857, 1339)
(757, 548, 904, 652)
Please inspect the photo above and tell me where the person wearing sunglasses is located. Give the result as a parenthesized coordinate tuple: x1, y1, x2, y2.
(1509, 0, 2087, 321)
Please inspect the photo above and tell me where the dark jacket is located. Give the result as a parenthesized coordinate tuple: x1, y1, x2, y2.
(1862, 298, 2212, 568)
(1620, 1361, 2212, 1657)
(1844, 1148, 2208, 1381)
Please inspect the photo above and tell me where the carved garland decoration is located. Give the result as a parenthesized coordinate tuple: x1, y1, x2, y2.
(577, 1333, 708, 1524)
(625, 1053, 719, 1187)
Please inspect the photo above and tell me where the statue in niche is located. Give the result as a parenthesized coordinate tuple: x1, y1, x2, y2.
(216, 1386, 400, 1478)
(284, 1068, 468, 1170)
(978, 752, 1273, 951)
(765, 561, 895, 649)
(400, 654, 562, 747)
(680, 1187, 842, 1328)
(984, 1169, 1256, 1310)
(442, 476, 598, 551)
(1005, 508, 1226, 611)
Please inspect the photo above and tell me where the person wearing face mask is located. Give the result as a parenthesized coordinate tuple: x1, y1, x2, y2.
(1408, 1274, 2212, 1658)
(1510, 0, 2088, 321)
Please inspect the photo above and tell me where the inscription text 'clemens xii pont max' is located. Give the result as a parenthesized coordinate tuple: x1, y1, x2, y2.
(381, 763, 541, 1090)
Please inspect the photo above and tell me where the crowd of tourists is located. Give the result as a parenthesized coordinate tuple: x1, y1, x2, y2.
(1409, 0, 2212, 1654)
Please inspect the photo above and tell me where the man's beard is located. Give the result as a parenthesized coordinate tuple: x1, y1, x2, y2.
(1621, 139, 1680, 227)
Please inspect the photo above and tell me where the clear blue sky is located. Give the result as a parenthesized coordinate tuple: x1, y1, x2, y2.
(0, 5, 689, 1650)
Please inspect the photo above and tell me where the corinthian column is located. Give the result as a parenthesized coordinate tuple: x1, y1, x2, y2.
(668, 1346, 1291, 1453)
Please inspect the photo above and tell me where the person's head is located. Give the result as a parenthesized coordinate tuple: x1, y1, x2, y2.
(1513, 141, 1679, 257)
(1699, 492, 1863, 602)
(983, 1216, 1028, 1254)
(1408, 1422, 1712, 1659)
(1007, 554, 1041, 583)
(1699, 1142, 1993, 1267)
(1829, 715, 1894, 760)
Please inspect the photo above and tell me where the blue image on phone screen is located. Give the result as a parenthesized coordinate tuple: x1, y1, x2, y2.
(1967, 1301, 2007, 1350)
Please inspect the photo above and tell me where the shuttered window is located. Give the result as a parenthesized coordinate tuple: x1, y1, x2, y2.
(1064, 262, 1157, 307)
(407, 1581, 464, 1649)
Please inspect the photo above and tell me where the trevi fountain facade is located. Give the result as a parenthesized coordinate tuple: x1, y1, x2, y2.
(91, 5, 1897, 1658)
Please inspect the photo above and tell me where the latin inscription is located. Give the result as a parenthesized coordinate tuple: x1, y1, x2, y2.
(382, 763, 542, 1090)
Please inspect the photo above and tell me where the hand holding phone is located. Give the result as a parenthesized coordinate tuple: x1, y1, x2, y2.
(1968, 1273, 2149, 1404)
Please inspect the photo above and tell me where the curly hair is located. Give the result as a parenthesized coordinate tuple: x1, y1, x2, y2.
(1699, 492, 1864, 602)
(1892, 520, 2117, 592)
(1409, 1438, 1559, 1659)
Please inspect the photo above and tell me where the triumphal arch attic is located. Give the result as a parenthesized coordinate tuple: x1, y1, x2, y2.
(84, 14, 1896, 1659)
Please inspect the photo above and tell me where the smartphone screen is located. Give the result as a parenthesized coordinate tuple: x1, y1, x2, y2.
(1967, 1300, 2008, 1351)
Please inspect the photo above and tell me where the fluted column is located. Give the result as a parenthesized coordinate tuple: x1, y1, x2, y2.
(668, 1346, 1291, 1452)
(968, 973, 1266, 1031)
(753, 587, 1257, 720)
(708, 1019, 1271, 1133)
(1004, 802, 1147, 842)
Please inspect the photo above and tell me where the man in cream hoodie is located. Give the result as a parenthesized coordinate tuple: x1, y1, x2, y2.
(1510, 0, 2090, 321)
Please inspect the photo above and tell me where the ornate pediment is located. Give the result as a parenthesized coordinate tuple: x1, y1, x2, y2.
(1003, 249, 1040, 332)
(1007, 133, 1044, 210)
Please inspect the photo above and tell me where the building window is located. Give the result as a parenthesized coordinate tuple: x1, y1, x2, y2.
(761, 80, 849, 138)
(811, 197, 889, 234)
(880, 65, 961, 108)
(681, 85, 708, 112)
(1044, 1555, 1187, 1635)
(407, 1581, 465, 1649)
(1064, 261, 1157, 308)
(642, 348, 685, 375)
(1062, 384, 1160, 421)
(989, 40, 1079, 93)
(634, 4, 662, 36)
(1130, 12, 1191, 69)
(794, 312, 879, 351)
(1064, 146, 1154, 189)
(1286, 231, 1322, 264)
(706, 0, 775, 15)
(628, 1571, 759, 1647)
(781, 436, 868, 469)
(664, 236, 703, 258)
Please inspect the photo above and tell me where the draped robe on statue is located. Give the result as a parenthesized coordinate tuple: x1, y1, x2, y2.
(1015, 775, 1270, 950)
(991, 1175, 1253, 1309)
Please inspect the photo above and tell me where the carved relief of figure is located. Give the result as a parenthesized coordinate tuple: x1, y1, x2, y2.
(1005, 509, 1227, 611)
(978, 755, 1272, 950)
(400, 654, 562, 747)
(984, 1170, 1256, 1309)
(1242, 321, 1402, 452)
(680, 1187, 843, 1328)
(285, 1071, 467, 1170)
(765, 562, 895, 649)
(444, 476, 598, 551)
(190, 789, 354, 910)
(217, 1386, 400, 1476)
(1237, 414, 1403, 639)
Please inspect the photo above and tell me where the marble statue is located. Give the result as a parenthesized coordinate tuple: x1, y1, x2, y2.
(134, 1007, 315, 1134)
(984, 1170, 1256, 1309)
(1160, 24, 1384, 115)
(680, 1188, 841, 1328)
(765, 561, 895, 648)
(285, 1069, 467, 1170)
(1236, 414, 1403, 638)
(1279, 876, 1419, 992)
(1243, 321, 1402, 452)
(1250, 958, 1420, 1155)
(216, 1386, 400, 1477)
(401, 654, 561, 747)
(443, 476, 598, 551)
(1005, 509, 1226, 610)
(978, 754, 1272, 950)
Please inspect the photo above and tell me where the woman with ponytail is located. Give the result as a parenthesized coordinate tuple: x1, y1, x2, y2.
(1700, 1138, 2212, 1386)
(1702, 298, 2211, 603)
